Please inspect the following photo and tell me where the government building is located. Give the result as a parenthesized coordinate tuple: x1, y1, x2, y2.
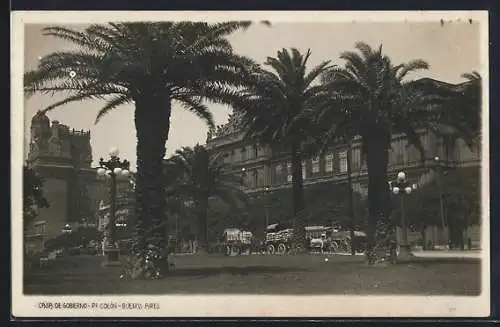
(205, 78, 481, 246)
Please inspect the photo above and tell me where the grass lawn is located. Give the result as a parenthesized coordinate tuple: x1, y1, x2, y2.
(23, 254, 481, 295)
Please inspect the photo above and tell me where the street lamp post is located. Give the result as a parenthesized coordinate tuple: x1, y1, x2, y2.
(62, 223, 72, 234)
(96, 147, 130, 266)
(434, 156, 448, 248)
(390, 171, 417, 258)
(240, 167, 246, 186)
(264, 186, 270, 227)
(61, 224, 72, 254)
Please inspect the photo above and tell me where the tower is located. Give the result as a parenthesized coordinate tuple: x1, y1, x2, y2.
(25, 111, 103, 247)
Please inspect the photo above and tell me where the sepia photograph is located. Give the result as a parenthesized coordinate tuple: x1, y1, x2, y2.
(11, 11, 489, 317)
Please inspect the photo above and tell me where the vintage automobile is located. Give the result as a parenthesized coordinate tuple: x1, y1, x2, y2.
(264, 223, 369, 255)
(222, 228, 253, 256)
(264, 223, 294, 255)
(306, 225, 328, 253)
(328, 230, 368, 253)
(264, 224, 332, 254)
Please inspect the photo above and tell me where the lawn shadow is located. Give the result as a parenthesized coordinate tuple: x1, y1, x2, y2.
(169, 265, 309, 278)
(398, 257, 481, 266)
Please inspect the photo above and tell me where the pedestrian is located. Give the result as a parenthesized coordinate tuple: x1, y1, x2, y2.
(102, 237, 107, 256)
(389, 239, 397, 264)
(193, 240, 198, 254)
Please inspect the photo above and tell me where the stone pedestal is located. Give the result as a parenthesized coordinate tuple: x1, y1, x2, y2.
(101, 248, 121, 267)
(398, 244, 414, 260)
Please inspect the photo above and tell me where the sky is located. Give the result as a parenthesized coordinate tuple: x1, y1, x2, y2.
(23, 21, 481, 171)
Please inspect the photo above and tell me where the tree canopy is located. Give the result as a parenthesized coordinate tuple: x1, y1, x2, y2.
(166, 144, 248, 246)
(23, 166, 49, 231)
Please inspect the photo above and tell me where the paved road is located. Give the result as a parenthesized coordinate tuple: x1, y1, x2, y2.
(412, 250, 482, 259)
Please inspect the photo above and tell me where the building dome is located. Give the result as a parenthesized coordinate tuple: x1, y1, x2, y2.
(31, 110, 50, 125)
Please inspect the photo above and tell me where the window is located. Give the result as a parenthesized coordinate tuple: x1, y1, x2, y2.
(325, 153, 334, 172)
(302, 161, 307, 180)
(339, 151, 348, 173)
(247, 145, 254, 159)
(312, 156, 320, 173)
(287, 162, 292, 182)
(254, 145, 259, 158)
(397, 139, 404, 164)
(258, 145, 266, 157)
(408, 144, 418, 163)
(34, 221, 47, 235)
(352, 148, 361, 170)
(252, 170, 258, 188)
(257, 169, 265, 186)
(241, 147, 246, 161)
(276, 163, 283, 174)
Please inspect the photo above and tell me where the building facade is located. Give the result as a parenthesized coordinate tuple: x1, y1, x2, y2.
(206, 113, 479, 197)
(205, 80, 481, 245)
(25, 111, 107, 251)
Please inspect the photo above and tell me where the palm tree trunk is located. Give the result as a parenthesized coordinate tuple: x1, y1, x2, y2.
(421, 226, 427, 250)
(291, 142, 306, 248)
(130, 94, 171, 279)
(197, 196, 209, 253)
(346, 139, 356, 256)
(364, 136, 390, 264)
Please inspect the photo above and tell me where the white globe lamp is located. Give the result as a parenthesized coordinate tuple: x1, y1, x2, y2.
(97, 168, 106, 176)
(113, 167, 122, 175)
(397, 171, 406, 182)
(392, 186, 400, 195)
(109, 147, 119, 157)
(121, 169, 130, 178)
(405, 186, 412, 195)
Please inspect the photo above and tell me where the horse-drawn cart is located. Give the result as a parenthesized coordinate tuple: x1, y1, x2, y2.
(222, 228, 253, 256)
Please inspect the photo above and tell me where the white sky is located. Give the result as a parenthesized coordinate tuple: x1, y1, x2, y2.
(23, 21, 481, 171)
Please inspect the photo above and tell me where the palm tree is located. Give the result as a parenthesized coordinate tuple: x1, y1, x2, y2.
(167, 144, 247, 252)
(24, 22, 262, 278)
(317, 42, 453, 263)
(409, 71, 481, 145)
(233, 48, 332, 247)
(456, 71, 482, 142)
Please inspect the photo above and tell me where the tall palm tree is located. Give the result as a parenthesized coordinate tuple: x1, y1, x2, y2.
(233, 48, 332, 247)
(167, 144, 247, 252)
(409, 71, 481, 145)
(24, 22, 261, 278)
(455, 71, 482, 142)
(317, 42, 452, 263)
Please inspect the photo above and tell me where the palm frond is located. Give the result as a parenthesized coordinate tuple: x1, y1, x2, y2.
(396, 59, 430, 81)
(95, 94, 133, 124)
(354, 41, 375, 60)
(461, 71, 481, 81)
